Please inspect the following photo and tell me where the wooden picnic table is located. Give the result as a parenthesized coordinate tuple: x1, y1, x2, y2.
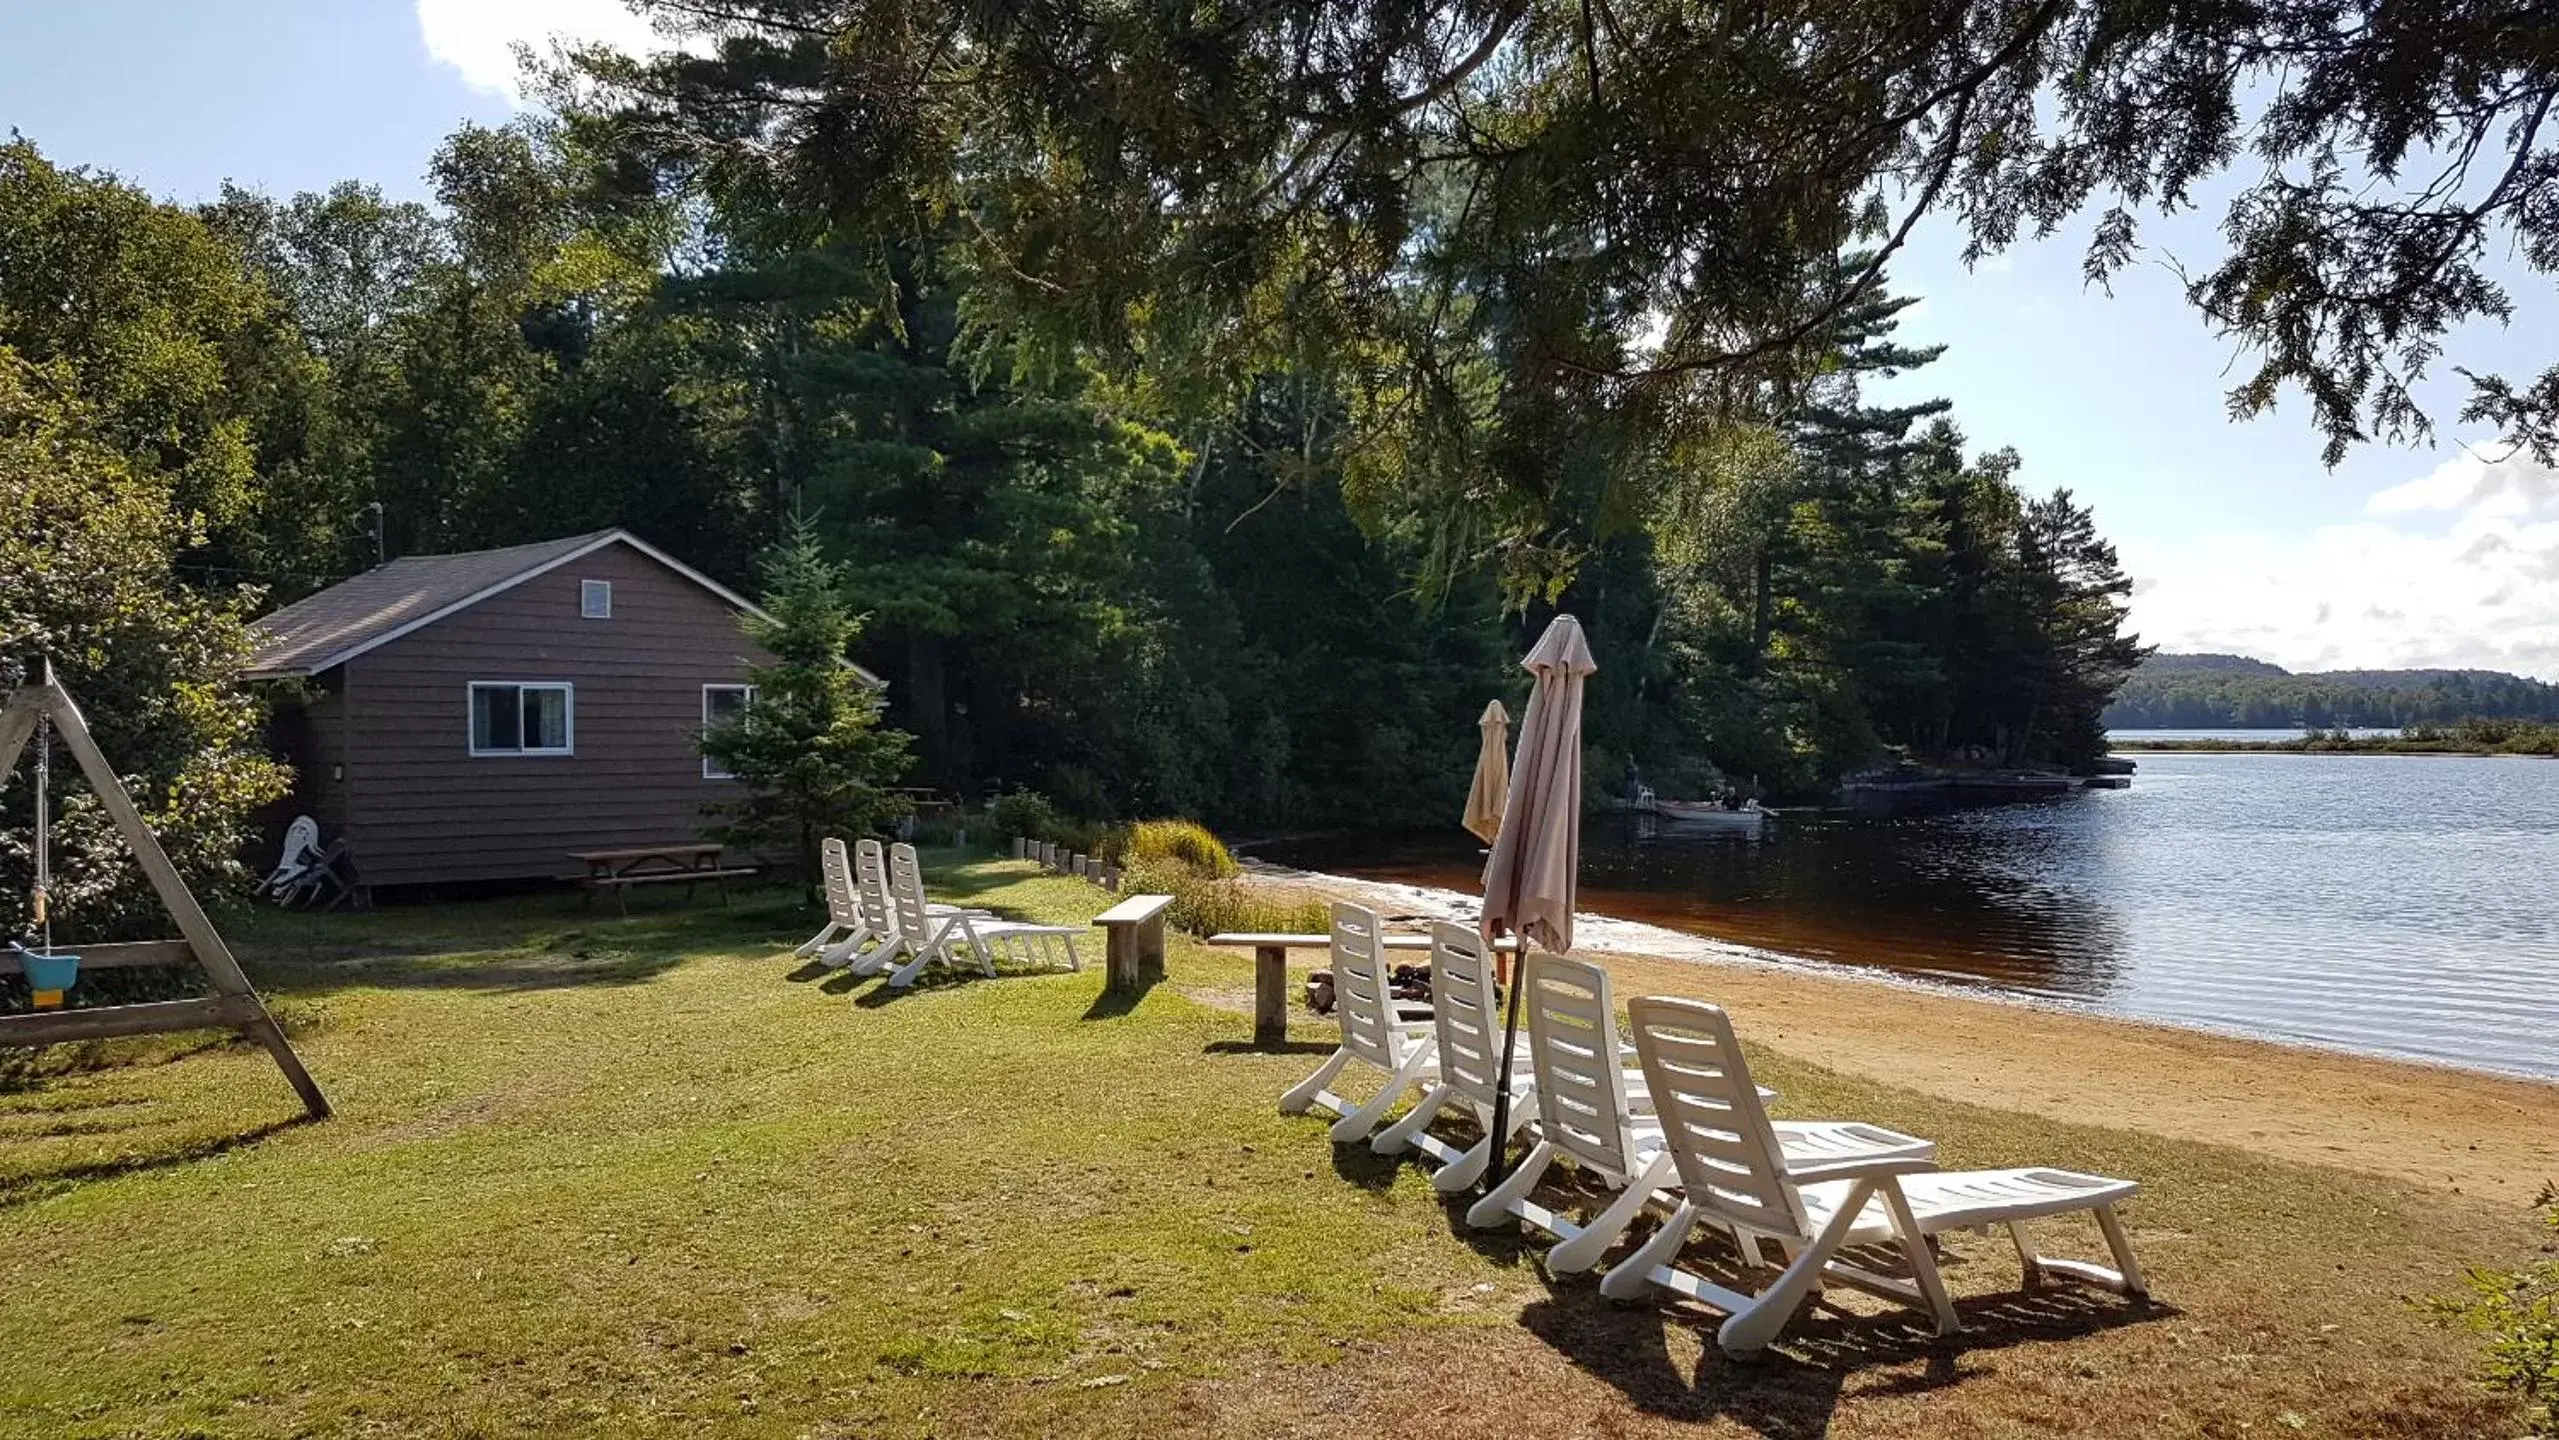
(570, 843, 757, 913)
(1205, 929, 1521, 1046)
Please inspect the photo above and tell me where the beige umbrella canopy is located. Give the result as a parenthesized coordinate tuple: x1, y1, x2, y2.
(1475, 614, 1595, 1190)
(1478, 616, 1595, 954)
(1462, 700, 1511, 844)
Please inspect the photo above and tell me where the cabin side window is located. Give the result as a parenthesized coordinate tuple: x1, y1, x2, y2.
(702, 684, 754, 779)
(580, 579, 612, 619)
(469, 682, 574, 756)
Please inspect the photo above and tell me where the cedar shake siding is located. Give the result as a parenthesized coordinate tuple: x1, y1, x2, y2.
(252, 535, 781, 887)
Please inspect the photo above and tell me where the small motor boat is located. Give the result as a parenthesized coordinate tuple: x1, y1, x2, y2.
(1648, 798, 1769, 836)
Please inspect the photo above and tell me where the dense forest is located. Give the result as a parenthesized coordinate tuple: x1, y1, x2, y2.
(2106, 655, 2559, 729)
(120, 0, 2559, 917)
(0, 103, 2142, 859)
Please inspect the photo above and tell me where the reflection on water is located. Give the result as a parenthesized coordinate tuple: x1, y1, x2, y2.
(1262, 752, 2559, 1079)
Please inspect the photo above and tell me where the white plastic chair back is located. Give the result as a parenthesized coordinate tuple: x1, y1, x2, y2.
(886, 842, 935, 942)
(1522, 952, 1643, 1180)
(854, 838, 895, 935)
(820, 838, 859, 926)
(1329, 902, 1408, 1069)
(1428, 921, 1508, 1111)
(1624, 995, 1812, 1243)
(268, 815, 321, 885)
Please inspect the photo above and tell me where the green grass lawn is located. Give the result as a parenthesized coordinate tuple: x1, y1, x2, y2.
(0, 855, 2533, 1438)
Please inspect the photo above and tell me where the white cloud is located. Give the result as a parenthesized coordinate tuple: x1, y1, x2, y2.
(416, 0, 662, 106)
(2366, 444, 2559, 518)
(2129, 446, 2559, 680)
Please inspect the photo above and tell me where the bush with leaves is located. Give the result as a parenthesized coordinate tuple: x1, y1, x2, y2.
(987, 790, 1061, 844)
(700, 521, 915, 902)
(0, 351, 289, 962)
(1122, 818, 1238, 879)
(2430, 1183, 2559, 1436)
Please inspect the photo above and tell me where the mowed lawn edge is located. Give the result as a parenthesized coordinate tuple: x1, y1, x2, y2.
(0, 855, 2534, 1438)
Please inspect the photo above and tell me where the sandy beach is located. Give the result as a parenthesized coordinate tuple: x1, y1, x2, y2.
(1286, 867, 2559, 1205)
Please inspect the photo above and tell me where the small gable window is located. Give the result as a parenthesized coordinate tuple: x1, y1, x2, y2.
(580, 579, 612, 619)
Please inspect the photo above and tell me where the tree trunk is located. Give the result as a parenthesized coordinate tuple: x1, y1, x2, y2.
(905, 632, 952, 790)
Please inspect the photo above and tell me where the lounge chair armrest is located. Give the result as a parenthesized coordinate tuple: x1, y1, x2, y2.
(1780, 1154, 1941, 1185)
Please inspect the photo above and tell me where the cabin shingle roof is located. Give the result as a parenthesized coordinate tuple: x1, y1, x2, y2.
(244, 530, 783, 681)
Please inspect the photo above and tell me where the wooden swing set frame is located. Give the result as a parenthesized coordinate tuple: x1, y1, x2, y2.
(0, 666, 330, 1120)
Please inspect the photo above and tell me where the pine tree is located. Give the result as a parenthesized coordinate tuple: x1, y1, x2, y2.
(700, 520, 915, 901)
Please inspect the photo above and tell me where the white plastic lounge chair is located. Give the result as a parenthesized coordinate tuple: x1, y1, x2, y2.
(840, 839, 993, 977)
(1467, 954, 1935, 1275)
(794, 838, 885, 968)
(879, 843, 1084, 989)
(264, 815, 322, 900)
(1368, 921, 1538, 1191)
(1597, 995, 2144, 1354)
(1278, 903, 1440, 1143)
(1369, 924, 1792, 1191)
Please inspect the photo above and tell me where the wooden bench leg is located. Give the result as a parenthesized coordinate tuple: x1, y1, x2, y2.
(1138, 915, 1165, 983)
(1254, 944, 1288, 1047)
(1105, 925, 1138, 993)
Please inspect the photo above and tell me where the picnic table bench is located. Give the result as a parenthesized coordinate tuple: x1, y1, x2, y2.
(570, 844, 757, 913)
(1205, 929, 1520, 1046)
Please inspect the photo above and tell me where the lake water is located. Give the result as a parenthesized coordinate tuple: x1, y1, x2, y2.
(1262, 752, 2559, 1080)
(2107, 727, 2403, 741)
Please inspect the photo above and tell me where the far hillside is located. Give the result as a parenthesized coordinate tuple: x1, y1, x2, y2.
(2105, 654, 2559, 728)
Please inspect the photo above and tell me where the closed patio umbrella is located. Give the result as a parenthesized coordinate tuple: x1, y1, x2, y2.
(1462, 700, 1511, 844)
(1476, 615, 1594, 1188)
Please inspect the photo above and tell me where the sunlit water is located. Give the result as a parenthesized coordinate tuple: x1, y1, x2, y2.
(1262, 752, 2559, 1079)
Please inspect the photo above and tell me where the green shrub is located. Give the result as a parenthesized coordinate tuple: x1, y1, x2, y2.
(1123, 818, 1239, 878)
(2429, 1183, 2559, 1435)
(1048, 818, 1112, 857)
(1122, 858, 1328, 937)
(988, 789, 1060, 842)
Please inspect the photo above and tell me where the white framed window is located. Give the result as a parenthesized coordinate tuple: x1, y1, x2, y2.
(468, 682, 574, 756)
(580, 579, 612, 619)
(702, 683, 755, 779)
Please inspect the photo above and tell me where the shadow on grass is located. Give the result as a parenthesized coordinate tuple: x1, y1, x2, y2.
(0, 1114, 312, 1211)
(1512, 1250, 2173, 1440)
(815, 966, 873, 996)
(851, 967, 983, 1007)
(1202, 1038, 1337, 1056)
(277, 946, 689, 995)
(1326, 1137, 1412, 1194)
(1081, 977, 1157, 1021)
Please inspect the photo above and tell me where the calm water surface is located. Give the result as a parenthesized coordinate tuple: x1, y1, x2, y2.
(1263, 752, 2559, 1079)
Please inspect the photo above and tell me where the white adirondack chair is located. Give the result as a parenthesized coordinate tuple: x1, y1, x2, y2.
(794, 838, 883, 968)
(1598, 995, 2145, 1355)
(1468, 953, 1936, 1275)
(1278, 902, 1440, 1143)
(1367, 921, 1536, 1191)
(879, 842, 1084, 989)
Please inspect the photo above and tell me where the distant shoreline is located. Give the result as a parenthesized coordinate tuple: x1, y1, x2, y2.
(2111, 737, 2559, 757)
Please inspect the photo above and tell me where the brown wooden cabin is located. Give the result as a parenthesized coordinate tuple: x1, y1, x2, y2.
(245, 529, 867, 888)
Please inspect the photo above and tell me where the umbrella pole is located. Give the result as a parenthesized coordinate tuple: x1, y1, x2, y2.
(1480, 938, 1532, 1193)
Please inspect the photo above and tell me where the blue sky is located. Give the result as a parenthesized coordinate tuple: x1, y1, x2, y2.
(7, 1, 2557, 678)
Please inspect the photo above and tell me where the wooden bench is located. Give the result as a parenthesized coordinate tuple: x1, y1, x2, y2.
(1205, 930, 1521, 1047)
(1095, 893, 1173, 993)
